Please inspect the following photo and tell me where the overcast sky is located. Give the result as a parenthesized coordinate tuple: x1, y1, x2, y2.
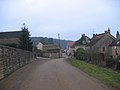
(0, 0, 120, 40)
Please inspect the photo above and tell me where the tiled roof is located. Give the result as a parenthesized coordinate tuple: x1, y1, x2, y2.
(0, 31, 22, 39)
(67, 42, 74, 48)
(74, 36, 90, 46)
(109, 39, 120, 46)
(87, 33, 105, 46)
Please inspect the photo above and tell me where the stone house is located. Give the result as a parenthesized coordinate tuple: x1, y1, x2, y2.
(66, 34, 90, 56)
(108, 32, 120, 69)
(109, 39, 120, 69)
(109, 39, 120, 59)
(0, 31, 22, 47)
(86, 29, 116, 66)
(42, 44, 60, 58)
(35, 42, 60, 58)
(73, 34, 90, 51)
(34, 42, 44, 57)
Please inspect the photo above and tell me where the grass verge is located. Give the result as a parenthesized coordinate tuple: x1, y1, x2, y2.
(68, 58, 120, 90)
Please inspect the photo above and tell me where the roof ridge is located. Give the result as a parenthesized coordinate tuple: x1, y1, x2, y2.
(87, 33, 105, 46)
(0, 31, 21, 33)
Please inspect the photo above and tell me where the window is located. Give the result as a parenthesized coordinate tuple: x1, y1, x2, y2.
(116, 51, 118, 55)
(102, 47, 105, 51)
(110, 56, 113, 59)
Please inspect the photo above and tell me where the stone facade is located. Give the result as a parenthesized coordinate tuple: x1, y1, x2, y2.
(108, 46, 120, 59)
(42, 44, 60, 58)
(110, 31, 120, 59)
(107, 39, 120, 69)
(0, 45, 35, 80)
(86, 30, 116, 66)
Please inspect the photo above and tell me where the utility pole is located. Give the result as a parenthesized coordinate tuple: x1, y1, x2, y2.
(58, 33, 61, 58)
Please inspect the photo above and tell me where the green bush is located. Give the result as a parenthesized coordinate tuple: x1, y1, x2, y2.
(75, 48, 85, 60)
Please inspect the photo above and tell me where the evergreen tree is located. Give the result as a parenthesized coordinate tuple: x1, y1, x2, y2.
(19, 23, 33, 51)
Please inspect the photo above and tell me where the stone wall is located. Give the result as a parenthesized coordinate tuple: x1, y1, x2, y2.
(0, 45, 35, 80)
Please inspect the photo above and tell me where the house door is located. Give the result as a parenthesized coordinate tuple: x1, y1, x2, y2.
(99, 53, 105, 60)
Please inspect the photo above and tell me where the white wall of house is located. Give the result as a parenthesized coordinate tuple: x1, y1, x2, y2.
(36, 42, 43, 50)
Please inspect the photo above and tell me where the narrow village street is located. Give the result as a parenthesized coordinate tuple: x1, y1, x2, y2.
(0, 57, 113, 90)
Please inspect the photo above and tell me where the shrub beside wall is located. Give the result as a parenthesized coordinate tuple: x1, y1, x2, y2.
(74, 48, 86, 60)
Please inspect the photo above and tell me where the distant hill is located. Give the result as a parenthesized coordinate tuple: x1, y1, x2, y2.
(53, 38, 67, 49)
(31, 37, 72, 49)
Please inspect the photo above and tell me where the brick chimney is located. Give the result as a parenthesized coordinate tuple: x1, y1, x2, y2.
(108, 27, 111, 34)
(116, 31, 120, 39)
(82, 34, 85, 37)
(93, 33, 96, 37)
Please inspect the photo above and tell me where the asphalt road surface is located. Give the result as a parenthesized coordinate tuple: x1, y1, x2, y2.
(0, 57, 113, 90)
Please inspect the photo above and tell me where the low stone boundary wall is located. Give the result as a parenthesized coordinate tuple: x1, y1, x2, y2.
(0, 45, 35, 80)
